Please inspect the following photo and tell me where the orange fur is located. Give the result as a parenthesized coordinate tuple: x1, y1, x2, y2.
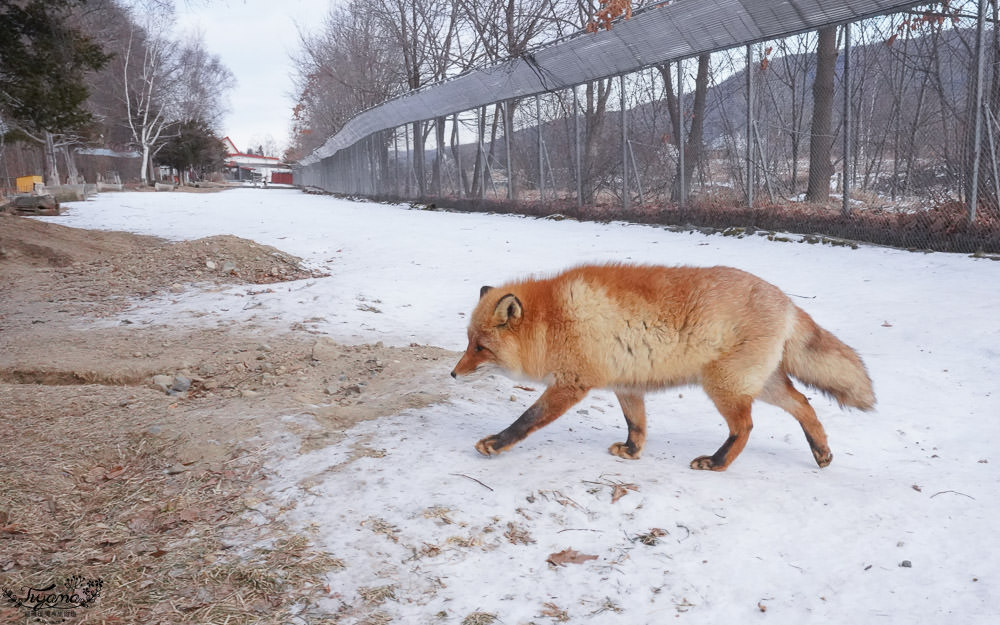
(452, 264, 875, 470)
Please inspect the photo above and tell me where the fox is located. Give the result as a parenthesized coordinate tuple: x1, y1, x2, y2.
(450, 264, 875, 471)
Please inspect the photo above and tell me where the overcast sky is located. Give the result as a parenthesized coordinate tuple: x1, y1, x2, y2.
(174, 0, 326, 157)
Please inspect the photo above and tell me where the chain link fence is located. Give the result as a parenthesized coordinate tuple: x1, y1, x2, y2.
(295, 0, 1000, 254)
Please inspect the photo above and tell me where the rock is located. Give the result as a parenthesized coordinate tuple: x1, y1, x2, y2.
(311, 337, 340, 361)
(169, 283, 184, 293)
(900, 560, 912, 568)
(166, 464, 188, 475)
(240, 389, 260, 398)
(152, 374, 174, 393)
(11, 194, 59, 215)
(202, 379, 218, 390)
(169, 376, 191, 394)
(343, 384, 362, 396)
(205, 260, 217, 270)
(221, 261, 236, 274)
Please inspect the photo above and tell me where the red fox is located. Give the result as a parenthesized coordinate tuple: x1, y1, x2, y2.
(451, 264, 875, 470)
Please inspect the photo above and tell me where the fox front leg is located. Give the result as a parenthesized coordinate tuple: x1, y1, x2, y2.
(609, 391, 647, 459)
(476, 385, 589, 456)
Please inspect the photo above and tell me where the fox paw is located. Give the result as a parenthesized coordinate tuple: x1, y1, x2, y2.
(608, 442, 642, 460)
(475, 435, 504, 456)
(689, 455, 728, 471)
(812, 448, 833, 468)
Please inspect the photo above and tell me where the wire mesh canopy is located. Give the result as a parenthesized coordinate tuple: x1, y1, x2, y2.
(300, 0, 922, 165)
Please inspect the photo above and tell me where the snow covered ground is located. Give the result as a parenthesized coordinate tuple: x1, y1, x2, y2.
(49, 189, 998, 623)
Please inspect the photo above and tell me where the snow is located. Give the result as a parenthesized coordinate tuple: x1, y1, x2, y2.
(47, 189, 999, 623)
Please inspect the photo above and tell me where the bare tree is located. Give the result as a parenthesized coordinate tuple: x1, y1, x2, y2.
(174, 32, 235, 127)
(659, 53, 710, 203)
(119, 9, 182, 184)
(291, 0, 404, 147)
(806, 25, 839, 203)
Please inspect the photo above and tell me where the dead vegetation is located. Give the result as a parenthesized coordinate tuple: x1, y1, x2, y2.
(0, 214, 454, 624)
(0, 400, 341, 624)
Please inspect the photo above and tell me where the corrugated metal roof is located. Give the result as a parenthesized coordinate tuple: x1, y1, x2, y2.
(301, 0, 924, 165)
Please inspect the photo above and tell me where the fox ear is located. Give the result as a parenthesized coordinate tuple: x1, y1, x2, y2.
(479, 285, 494, 299)
(493, 293, 523, 327)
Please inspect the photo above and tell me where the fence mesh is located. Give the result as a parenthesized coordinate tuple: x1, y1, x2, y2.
(295, 0, 1000, 254)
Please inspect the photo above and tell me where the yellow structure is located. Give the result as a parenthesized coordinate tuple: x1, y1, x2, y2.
(16, 176, 43, 193)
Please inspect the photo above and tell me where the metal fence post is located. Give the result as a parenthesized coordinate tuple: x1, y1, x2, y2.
(439, 118, 448, 198)
(478, 106, 486, 201)
(371, 133, 379, 195)
(677, 59, 686, 207)
(621, 75, 630, 212)
(968, 0, 986, 224)
(503, 102, 513, 201)
(404, 124, 412, 198)
(453, 113, 463, 199)
(746, 45, 754, 208)
(536, 95, 544, 202)
(574, 86, 582, 208)
(842, 22, 852, 217)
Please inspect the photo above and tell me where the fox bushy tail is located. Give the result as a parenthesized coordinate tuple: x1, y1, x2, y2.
(782, 308, 875, 410)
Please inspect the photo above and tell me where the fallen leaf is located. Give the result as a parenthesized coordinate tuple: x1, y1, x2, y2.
(540, 602, 569, 620)
(882, 321, 893, 327)
(635, 528, 669, 545)
(547, 548, 598, 567)
(1, 524, 26, 535)
(84, 466, 107, 483)
(758, 601, 767, 612)
(611, 483, 639, 503)
(104, 466, 126, 480)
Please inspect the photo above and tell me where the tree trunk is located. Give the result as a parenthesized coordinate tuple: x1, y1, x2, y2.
(140, 143, 151, 184)
(659, 54, 709, 203)
(63, 146, 81, 184)
(580, 80, 610, 206)
(43, 132, 60, 186)
(806, 26, 838, 203)
(433, 116, 445, 196)
(505, 101, 520, 201)
(412, 120, 425, 197)
(683, 54, 710, 199)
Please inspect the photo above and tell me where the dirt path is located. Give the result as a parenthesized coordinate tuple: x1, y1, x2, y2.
(0, 213, 454, 624)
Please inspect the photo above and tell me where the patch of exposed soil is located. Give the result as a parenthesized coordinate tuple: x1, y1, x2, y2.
(0, 214, 455, 624)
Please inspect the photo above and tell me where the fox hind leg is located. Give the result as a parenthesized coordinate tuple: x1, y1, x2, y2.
(609, 391, 647, 459)
(690, 389, 754, 471)
(760, 371, 832, 467)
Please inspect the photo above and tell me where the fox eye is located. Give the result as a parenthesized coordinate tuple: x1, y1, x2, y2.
(474, 344, 484, 352)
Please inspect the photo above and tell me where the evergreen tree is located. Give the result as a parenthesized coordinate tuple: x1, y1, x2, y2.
(0, 0, 110, 181)
(158, 119, 227, 180)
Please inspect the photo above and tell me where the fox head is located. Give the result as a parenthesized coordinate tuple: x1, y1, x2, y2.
(451, 285, 524, 379)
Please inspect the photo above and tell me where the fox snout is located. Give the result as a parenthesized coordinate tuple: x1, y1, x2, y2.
(451, 351, 477, 379)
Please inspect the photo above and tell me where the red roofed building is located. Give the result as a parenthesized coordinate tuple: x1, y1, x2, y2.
(222, 137, 293, 185)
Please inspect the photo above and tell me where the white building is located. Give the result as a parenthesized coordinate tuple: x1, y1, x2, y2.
(222, 137, 293, 185)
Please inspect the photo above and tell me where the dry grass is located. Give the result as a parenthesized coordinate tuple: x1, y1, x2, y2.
(0, 393, 340, 625)
(461, 612, 498, 625)
(358, 584, 397, 605)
